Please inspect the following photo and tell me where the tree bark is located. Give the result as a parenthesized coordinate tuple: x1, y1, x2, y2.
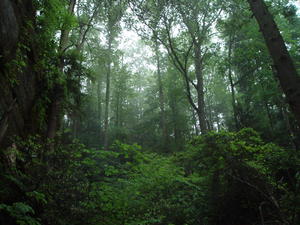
(170, 95, 180, 147)
(227, 34, 239, 130)
(115, 90, 120, 128)
(104, 34, 113, 149)
(154, 36, 168, 148)
(194, 42, 208, 133)
(192, 108, 199, 136)
(46, 0, 76, 140)
(247, 0, 300, 126)
(59, 0, 76, 52)
(97, 76, 103, 142)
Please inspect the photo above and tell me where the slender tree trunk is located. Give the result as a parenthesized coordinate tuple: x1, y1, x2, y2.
(154, 36, 168, 148)
(194, 42, 208, 133)
(97, 77, 102, 142)
(192, 108, 199, 136)
(97, 79, 102, 121)
(207, 101, 213, 130)
(170, 96, 180, 147)
(247, 0, 300, 126)
(115, 91, 120, 128)
(104, 34, 112, 149)
(227, 34, 239, 130)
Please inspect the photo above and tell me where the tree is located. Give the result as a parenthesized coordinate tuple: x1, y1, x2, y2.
(130, 0, 225, 134)
(152, 32, 169, 150)
(102, 0, 125, 149)
(46, 0, 77, 141)
(247, 0, 300, 126)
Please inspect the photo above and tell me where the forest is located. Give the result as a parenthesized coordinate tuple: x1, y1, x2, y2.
(0, 0, 300, 224)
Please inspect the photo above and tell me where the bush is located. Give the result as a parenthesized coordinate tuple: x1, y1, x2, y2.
(174, 128, 300, 225)
(1, 131, 298, 225)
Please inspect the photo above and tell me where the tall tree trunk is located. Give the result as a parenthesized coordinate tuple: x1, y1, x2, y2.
(154, 36, 168, 148)
(194, 43, 208, 133)
(247, 0, 300, 126)
(104, 34, 112, 149)
(227, 34, 239, 130)
(46, 0, 76, 140)
(97, 77, 102, 142)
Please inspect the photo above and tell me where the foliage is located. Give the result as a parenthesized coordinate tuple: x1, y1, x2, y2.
(175, 128, 300, 225)
(0, 202, 40, 225)
(1, 127, 300, 225)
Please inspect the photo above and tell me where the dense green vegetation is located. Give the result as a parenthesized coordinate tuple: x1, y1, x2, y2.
(0, 0, 300, 224)
(1, 129, 300, 225)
